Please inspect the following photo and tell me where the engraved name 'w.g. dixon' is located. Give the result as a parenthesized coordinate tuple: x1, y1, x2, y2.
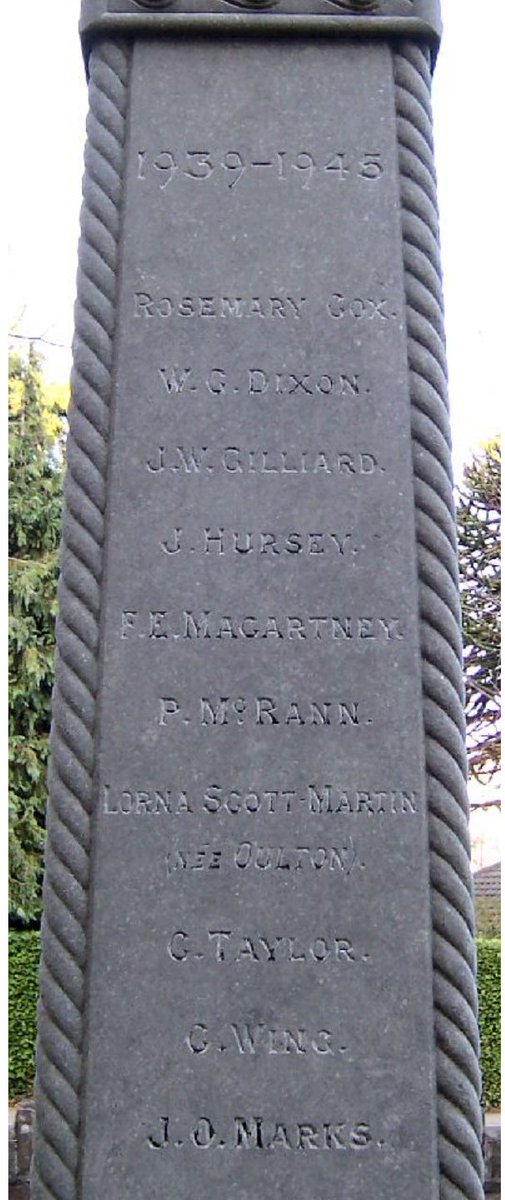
(157, 365, 364, 398)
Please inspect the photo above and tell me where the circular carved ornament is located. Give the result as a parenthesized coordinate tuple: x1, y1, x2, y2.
(133, 1, 176, 9)
(132, 0, 380, 7)
(220, 0, 280, 8)
(327, 0, 380, 9)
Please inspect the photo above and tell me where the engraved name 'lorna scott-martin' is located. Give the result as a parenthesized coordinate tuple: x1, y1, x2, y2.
(102, 783, 420, 817)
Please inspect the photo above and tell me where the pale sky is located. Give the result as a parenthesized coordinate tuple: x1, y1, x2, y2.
(6, 1, 504, 481)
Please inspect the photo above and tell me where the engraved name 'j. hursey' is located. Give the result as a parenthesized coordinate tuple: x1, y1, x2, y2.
(159, 530, 356, 557)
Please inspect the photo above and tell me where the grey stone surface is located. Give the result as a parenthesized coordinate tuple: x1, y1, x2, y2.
(79, 37, 439, 1199)
(8, 1111, 18, 1183)
(15, 1101, 34, 1181)
(484, 1122, 501, 1194)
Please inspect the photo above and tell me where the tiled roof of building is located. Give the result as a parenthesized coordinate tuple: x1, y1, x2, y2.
(473, 862, 501, 898)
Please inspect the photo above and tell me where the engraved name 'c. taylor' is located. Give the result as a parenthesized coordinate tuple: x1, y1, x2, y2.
(167, 929, 359, 963)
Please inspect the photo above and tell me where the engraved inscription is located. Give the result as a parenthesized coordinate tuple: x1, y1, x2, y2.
(159, 530, 357, 557)
(156, 365, 364, 398)
(121, 610, 405, 642)
(136, 148, 384, 190)
(167, 930, 360, 964)
(158, 696, 363, 727)
(132, 288, 397, 322)
(145, 446, 381, 476)
(164, 838, 359, 876)
(134, 292, 307, 320)
(184, 1022, 347, 1057)
(102, 783, 420, 817)
(146, 1114, 379, 1152)
(79, 38, 439, 1199)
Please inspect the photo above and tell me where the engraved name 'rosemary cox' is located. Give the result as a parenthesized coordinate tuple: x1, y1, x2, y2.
(136, 148, 384, 190)
(133, 289, 397, 321)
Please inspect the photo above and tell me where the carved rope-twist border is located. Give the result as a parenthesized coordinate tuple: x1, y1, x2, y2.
(394, 43, 484, 1200)
(32, 39, 131, 1200)
(31, 31, 483, 1200)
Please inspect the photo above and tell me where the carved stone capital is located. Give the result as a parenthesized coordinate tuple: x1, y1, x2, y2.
(80, 0, 442, 69)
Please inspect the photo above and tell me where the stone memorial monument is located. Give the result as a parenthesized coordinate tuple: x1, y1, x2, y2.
(33, 1, 484, 1197)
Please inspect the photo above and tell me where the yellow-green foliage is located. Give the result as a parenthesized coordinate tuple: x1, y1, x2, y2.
(9, 349, 67, 924)
(477, 938, 501, 1109)
(8, 931, 41, 1101)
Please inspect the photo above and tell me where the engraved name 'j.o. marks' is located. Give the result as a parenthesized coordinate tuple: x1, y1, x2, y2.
(146, 1115, 381, 1152)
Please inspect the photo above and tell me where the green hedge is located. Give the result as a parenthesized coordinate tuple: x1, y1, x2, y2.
(9, 930, 41, 1101)
(8, 932, 501, 1107)
(477, 938, 501, 1109)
